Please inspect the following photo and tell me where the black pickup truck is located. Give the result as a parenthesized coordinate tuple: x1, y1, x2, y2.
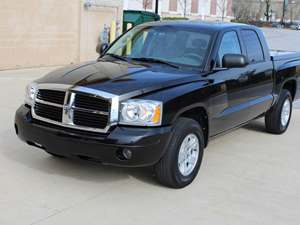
(15, 21, 300, 188)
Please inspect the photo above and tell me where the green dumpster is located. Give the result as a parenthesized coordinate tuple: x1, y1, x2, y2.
(123, 10, 160, 33)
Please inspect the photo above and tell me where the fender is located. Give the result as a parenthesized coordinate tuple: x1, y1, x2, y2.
(273, 78, 298, 107)
(171, 103, 209, 124)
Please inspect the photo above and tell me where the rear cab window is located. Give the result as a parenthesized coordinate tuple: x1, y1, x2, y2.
(241, 29, 265, 64)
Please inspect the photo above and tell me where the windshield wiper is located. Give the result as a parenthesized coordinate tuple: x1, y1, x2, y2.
(131, 57, 180, 69)
(105, 53, 128, 62)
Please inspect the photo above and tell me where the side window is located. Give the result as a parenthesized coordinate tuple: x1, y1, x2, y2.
(241, 30, 264, 63)
(217, 31, 242, 67)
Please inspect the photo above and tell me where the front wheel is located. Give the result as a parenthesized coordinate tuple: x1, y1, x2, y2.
(155, 118, 204, 188)
(265, 89, 293, 134)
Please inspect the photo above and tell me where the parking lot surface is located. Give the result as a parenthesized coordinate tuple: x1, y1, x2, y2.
(262, 27, 300, 52)
(1, 28, 300, 225)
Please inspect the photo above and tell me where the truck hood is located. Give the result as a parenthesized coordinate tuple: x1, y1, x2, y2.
(37, 60, 207, 97)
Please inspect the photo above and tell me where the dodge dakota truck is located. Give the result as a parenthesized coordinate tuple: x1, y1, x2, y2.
(15, 21, 300, 188)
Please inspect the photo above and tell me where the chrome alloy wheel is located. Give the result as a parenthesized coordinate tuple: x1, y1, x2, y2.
(178, 133, 200, 177)
(281, 98, 291, 127)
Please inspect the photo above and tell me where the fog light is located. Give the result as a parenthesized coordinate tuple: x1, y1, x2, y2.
(122, 149, 132, 160)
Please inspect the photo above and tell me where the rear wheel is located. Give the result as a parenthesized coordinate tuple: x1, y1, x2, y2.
(265, 89, 292, 134)
(155, 118, 204, 188)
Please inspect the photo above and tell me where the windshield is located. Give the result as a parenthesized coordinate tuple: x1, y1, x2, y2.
(105, 25, 212, 68)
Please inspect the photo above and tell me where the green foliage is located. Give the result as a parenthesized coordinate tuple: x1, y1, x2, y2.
(231, 19, 273, 28)
(162, 17, 189, 20)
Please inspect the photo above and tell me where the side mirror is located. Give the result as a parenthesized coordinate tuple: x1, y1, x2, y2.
(96, 43, 109, 55)
(222, 54, 248, 68)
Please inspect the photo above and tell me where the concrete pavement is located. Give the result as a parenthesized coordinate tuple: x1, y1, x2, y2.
(1, 28, 300, 225)
(262, 28, 300, 52)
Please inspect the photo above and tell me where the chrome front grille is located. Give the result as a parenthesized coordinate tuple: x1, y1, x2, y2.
(31, 84, 119, 133)
(73, 110, 108, 129)
(37, 90, 66, 105)
(71, 93, 110, 129)
(74, 94, 110, 112)
(34, 102, 63, 122)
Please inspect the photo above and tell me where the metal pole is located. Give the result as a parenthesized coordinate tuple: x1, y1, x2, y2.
(281, 0, 287, 25)
(155, 0, 159, 14)
(184, 0, 187, 17)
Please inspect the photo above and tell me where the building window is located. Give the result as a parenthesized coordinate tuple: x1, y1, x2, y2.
(169, 0, 177, 12)
(191, 0, 199, 14)
(143, 0, 153, 10)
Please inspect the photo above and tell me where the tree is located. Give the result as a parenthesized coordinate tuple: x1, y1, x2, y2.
(292, 2, 300, 21)
(257, 0, 264, 21)
(142, 0, 153, 11)
(217, 0, 227, 21)
(232, 0, 256, 22)
(264, 0, 272, 22)
(179, 0, 188, 17)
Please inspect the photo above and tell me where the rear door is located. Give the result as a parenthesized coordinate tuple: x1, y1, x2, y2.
(239, 29, 273, 116)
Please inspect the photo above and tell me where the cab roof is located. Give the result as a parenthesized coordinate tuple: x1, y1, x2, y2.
(142, 20, 255, 31)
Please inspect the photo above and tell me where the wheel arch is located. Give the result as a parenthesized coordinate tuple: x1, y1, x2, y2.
(172, 105, 209, 147)
(282, 79, 297, 101)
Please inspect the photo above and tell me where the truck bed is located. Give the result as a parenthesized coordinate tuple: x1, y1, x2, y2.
(270, 50, 300, 61)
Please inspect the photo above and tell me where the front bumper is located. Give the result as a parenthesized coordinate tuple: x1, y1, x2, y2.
(15, 105, 172, 167)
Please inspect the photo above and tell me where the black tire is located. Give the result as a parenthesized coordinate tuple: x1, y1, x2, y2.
(265, 89, 293, 134)
(155, 117, 204, 188)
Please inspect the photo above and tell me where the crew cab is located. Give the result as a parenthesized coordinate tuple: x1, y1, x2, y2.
(15, 21, 300, 188)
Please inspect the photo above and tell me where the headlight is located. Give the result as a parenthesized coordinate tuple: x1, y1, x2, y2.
(25, 82, 37, 105)
(120, 100, 162, 126)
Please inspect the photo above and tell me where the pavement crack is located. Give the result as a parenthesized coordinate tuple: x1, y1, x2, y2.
(28, 191, 111, 225)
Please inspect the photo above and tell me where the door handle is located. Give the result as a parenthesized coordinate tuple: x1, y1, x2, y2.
(247, 69, 256, 75)
(238, 74, 248, 82)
